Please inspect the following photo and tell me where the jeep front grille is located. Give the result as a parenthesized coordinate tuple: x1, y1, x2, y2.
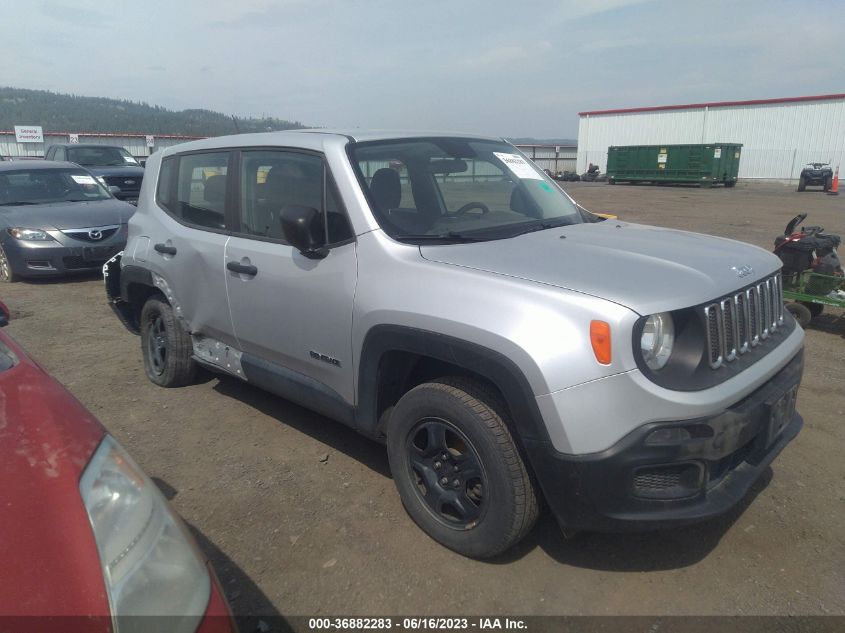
(703, 273, 783, 369)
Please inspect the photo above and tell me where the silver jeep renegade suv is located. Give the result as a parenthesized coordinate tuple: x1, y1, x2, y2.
(105, 131, 804, 558)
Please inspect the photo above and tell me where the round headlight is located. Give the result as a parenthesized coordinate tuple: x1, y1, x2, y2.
(640, 312, 675, 370)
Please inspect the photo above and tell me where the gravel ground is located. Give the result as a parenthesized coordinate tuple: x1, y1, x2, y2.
(2, 181, 843, 622)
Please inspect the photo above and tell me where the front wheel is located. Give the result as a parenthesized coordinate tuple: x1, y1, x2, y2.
(386, 378, 539, 558)
(140, 296, 196, 387)
(798, 176, 806, 192)
(824, 175, 832, 192)
(0, 245, 19, 283)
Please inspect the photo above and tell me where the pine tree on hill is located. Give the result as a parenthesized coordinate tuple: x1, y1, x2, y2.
(0, 87, 305, 136)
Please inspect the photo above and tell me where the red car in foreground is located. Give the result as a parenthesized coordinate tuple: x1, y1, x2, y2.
(0, 300, 234, 632)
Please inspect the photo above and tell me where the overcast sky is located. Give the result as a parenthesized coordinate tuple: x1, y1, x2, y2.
(2, 0, 843, 138)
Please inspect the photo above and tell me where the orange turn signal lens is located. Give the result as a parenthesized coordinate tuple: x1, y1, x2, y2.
(590, 320, 612, 365)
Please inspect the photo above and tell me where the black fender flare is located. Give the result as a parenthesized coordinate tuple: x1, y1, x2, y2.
(119, 265, 155, 303)
(106, 264, 157, 334)
(355, 325, 551, 445)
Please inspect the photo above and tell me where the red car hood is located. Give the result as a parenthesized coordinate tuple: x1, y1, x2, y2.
(0, 330, 110, 622)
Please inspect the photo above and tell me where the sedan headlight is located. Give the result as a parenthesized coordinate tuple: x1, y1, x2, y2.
(79, 436, 210, 632)
(640, 312, 675, 370)
(8, 227, 55, 241)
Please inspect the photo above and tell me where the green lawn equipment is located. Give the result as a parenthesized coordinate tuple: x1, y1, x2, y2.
(775, 213, 845, 327)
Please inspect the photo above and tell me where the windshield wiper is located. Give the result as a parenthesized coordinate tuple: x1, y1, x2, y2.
(0, 201, 38, 206)
(394, 231, 490, 243)
(507, 218, 572, 238)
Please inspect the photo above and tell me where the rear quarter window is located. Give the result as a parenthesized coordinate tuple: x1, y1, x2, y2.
(156, 152, 230, 231)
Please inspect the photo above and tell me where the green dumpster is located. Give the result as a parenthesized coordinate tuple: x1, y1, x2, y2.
(606, 143, 742, 186)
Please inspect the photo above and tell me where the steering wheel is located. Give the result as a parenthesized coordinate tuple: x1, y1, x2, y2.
(453, 202, 490, 215)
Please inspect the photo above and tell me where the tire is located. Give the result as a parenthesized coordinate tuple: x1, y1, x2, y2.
(786, 302, 812, 329)
(824, 175, 832, 192)
(386, 377, 538, 559)
(608, 177, 616, 185)
(725, 181, 736, 188)
(798, 176, 806, 192)
(0, 245, 19, 283)
(140, 295, 196, 387)
(801, 301, 824, 318)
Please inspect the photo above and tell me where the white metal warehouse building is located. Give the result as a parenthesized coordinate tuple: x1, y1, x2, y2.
(576, 93, 845, 180)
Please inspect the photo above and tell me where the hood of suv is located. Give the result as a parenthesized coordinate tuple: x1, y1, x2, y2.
(0, 199, 135, 231)
(83, 165, 145, 179)
(419, 221, 782, 315)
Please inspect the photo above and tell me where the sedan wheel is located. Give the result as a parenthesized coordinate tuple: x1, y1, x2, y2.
(0, 246, 18, 283)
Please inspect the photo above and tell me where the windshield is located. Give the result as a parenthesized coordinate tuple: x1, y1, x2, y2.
(67, 146, 138, 167)
(348, 138, 581, 242)
(0, 168, 113, 205)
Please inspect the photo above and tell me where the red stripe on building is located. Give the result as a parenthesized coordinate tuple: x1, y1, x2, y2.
(579, 93, 845, 116)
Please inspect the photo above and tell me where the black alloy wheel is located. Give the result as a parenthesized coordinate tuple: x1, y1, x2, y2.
(146, 313, 168, 376)
(405, 417, 487, 527)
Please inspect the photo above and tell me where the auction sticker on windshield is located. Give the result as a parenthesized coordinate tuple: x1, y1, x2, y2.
(71, 175, 97, 185)
(493, 152, 543, 180)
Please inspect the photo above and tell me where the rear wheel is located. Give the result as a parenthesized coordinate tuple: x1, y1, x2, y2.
(0, 245, 19, 283)
(140, 296, 196, 387)
(386, 377, 538, 559)
(798, 176, 806, 192)
(824, 175, 832, 192)
(724, 180, 736, 188)
(786, 302, 812, 328)
(801, 301, 824, 318)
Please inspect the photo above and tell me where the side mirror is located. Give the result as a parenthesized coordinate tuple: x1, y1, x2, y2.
(281, 205, 328, 259)
(0, 301, 10, 327)
(108, 185, 122, 196)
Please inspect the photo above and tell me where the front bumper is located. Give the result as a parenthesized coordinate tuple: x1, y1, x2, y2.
(114, 191, 140, 204)
(803, 173, 830, 185)
(1, 235, 125, 277)
(196, 563, 238, 633)
(524, 349, 804, 532)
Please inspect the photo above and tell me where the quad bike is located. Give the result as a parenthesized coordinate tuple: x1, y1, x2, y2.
(581, 164, 605, 182)
(798, 162, 833, 192)
(775, 213, 845, 327)
(555, 170, 580, 182)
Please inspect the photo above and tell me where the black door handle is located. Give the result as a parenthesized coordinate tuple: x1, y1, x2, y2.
(154, 243, 177, 255)
(227, 261, 258, 276)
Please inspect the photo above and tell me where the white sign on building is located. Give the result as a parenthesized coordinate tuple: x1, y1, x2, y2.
(14, 125, 44, 143)
(69, 133, 79, 144)
(145, 135, 155, 148)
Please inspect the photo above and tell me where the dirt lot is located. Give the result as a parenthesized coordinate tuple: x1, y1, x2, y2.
(2, 182, 844, 621)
